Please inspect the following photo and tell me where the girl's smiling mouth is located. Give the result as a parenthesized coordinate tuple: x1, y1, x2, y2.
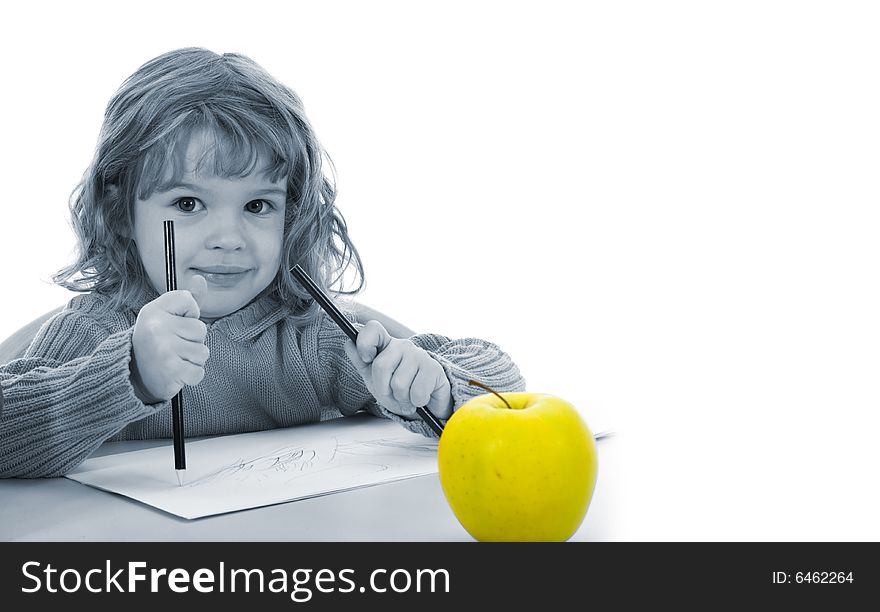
(191, 265, 253, 287)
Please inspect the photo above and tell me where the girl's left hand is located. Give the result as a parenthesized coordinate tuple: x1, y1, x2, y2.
(344, 320, 453, 421)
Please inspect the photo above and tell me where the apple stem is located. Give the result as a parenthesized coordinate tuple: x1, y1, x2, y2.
(467, 380, 513, 410)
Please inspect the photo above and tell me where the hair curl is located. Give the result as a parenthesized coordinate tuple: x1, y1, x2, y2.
(54, 47, 365, 325)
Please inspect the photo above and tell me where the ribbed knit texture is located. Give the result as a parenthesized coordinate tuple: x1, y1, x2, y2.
(0, 288, 526, 477)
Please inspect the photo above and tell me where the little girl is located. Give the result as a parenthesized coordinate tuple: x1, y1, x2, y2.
(0, 48, 525, 478)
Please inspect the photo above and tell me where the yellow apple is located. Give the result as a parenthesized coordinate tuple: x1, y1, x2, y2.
(438, 388, 598, 542)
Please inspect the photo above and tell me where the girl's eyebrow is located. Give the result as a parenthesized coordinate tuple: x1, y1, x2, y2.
(251, 187, 288, 198)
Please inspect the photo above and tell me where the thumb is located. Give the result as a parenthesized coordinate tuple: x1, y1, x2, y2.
(187, 274, 208, 308)
(343, 339, 371, 378)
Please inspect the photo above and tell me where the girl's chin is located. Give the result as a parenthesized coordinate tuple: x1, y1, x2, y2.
(198, 301, 248, 323)
(195, 286, 272, 322)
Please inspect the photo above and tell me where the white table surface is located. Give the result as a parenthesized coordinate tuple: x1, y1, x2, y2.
(0, 432, 615, 542)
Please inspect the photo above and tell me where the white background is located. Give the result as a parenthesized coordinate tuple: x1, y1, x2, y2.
(1, 1, 878, 540)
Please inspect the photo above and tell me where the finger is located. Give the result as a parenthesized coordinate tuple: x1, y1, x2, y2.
(343, 339, 371, 378)
(173, 317, 208, 342)
(389, 359, 420, 405)
(370, 342, 404, 396)
(411, 366, 439, 408)
(159, 289, 201, 318)
(186, 274, 208, 308)
(356, 320, 393, 363)
(177, 361, 205, 387)
(178, 341, 210, 367)
(427, 370, 453, 419)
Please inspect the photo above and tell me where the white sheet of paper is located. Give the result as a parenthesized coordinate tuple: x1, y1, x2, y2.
(66, 415, 439, 519)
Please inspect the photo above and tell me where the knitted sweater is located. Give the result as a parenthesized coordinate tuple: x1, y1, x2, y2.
(0, 287, 525, 478)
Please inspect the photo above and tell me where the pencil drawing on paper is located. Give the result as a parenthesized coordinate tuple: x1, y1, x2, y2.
(65, 417, 443, 519)
(184, 436, 438, 489)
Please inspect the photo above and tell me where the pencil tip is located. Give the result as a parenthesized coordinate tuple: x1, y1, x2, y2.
(176, 470, 185, 487)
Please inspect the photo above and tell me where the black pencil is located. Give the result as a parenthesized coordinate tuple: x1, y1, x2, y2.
(290, 264, 445, 437)
(164, 220, 187, 485)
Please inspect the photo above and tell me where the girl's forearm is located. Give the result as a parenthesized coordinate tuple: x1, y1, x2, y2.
(0, 328, 162, 478)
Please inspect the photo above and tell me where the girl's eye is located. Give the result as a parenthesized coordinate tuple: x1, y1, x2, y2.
(245, 200, 270, 214)
(174, 197, 201, 213)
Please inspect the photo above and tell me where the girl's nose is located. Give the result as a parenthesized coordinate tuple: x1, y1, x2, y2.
(204, 212, 247, 251)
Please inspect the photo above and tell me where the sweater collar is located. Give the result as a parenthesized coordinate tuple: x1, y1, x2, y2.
(120, 284, 292, 341)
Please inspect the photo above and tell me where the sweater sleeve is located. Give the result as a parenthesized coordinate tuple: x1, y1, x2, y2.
(313, 306, 527, 439)
(0, 310, 164, 478)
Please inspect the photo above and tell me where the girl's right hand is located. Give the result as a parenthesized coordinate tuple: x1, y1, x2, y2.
(130, 276, 209, 403)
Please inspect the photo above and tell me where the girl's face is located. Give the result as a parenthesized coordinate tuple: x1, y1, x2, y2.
(133, 133, 287, 322)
